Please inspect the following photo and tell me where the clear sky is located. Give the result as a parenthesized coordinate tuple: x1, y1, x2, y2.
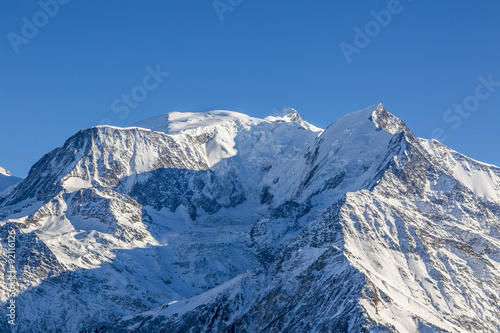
(1, 1, 499, 177)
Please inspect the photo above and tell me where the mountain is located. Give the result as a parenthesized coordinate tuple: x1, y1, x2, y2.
(0, 166, 22, 198)
(0, 104, 499, 332)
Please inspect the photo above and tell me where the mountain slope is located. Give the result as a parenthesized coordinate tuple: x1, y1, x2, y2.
(0, 105, 499, 332)
(0, 108, 319, 332)
(103, 105, 500, 333)
(0, 166, 22, 199)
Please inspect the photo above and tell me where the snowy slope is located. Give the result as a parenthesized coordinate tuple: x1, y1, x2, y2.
(0, 166, 22, 198)
(104, 105, 500, 333)
(0, 104, 499, 332)
(0, 107, 320, 332)
(265, 107, 323, 132)
(420, 138, 500, 202)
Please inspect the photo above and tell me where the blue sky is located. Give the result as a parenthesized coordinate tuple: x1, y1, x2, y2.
(1, 1, 500, 177)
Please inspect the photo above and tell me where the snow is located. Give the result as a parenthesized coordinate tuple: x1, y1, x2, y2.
(0, 166, 22, 197)
(62, 177, 92, 193)
(341, 190, 492, 332)
(133, 110, 253, 135)
(420, 138, 500, 202)
(265, 107, 323, 132)
(1, 104, 499, 332)
(68, 215, 110, 233)
(133, 109, 321, 163)
(0, 166, 11, 176)
(131, 108, 324, 201)
(453, 163, 498, 200)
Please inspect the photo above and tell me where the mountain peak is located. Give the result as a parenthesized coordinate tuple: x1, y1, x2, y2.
(0, 166, 12, 176)
(132, 110, 251, 135)
(266, 107, 322, 132)
(1, 104, 500, 332)
(327, 103, 409, 136)
(369, 103, 410, 134)
(0, 165, 22, 198)
(266, 107, 302, 121)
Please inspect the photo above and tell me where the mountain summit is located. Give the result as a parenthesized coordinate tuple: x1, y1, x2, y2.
(0, 104, 499, 332)
(265, 107, 323, 132)
(0, 166, 11, 177)
(0, 165, 22, 198)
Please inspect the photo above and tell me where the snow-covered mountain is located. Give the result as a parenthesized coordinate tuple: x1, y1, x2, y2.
(0, 166, 22, 198)
(0, 105, 499, 332)
(0, 167, 11, 176)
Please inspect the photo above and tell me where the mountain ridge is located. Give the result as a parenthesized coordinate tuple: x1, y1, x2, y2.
(0, 104, 499, 332)
(0, 165, 22, 199)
